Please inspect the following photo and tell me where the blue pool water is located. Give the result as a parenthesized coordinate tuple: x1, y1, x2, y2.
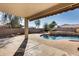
(40, 34, 79, 40)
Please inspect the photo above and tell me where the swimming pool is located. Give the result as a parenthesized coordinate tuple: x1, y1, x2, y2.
(40, 34, 79, 40)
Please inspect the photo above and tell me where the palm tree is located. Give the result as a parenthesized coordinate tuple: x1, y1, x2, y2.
(34, 19, 40, 28)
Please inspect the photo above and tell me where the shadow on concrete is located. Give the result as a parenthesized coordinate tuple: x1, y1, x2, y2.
(14, 38, 28, 56)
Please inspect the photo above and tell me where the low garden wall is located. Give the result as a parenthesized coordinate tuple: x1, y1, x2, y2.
(0, 28, 44, 37)
(0, 28, 24, 37)
(48, 31, 79, 36)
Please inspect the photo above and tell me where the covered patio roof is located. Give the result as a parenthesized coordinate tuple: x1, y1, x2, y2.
(0, 3, 78, 20)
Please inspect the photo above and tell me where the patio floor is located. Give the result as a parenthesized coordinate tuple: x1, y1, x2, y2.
(0, 34, 68, 56)
(0, 35, 25, 56)
(0, 34, 79, 56)
(26, 34, 79, 56)
(24, 38, 69, 56)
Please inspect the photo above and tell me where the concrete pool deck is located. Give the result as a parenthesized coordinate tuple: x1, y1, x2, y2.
(24, 36, 69, 56)
(26, 34, 79, 56)
(0, 34, 79, 56)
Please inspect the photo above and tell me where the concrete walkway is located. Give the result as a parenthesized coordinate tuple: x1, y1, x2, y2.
(0, 35, 25, 56)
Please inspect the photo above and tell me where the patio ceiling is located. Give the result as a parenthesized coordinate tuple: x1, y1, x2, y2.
(0, 3, 79, 20)
(0, 3, 58, 17)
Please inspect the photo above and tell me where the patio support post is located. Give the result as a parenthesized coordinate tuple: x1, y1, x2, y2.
(14, 18, 29, 56)
(25, 18, 28, 40)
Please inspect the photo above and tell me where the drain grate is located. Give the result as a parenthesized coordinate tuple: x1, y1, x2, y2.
(14, 38, 28, 56)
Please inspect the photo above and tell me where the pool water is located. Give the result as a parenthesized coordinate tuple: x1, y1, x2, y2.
(40, 34, 79, 40)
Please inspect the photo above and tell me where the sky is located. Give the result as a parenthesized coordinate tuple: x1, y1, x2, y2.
(29, 8, 79, 28)
(0, 12, 3, 25)
(0, 8, 79, 27)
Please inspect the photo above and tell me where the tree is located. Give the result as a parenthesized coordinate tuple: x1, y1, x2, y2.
(49, 21, 57, 29)
(48, 21, 57, 34)
(34, 19, 40, 28)
(10, 16, 22, 28)
(43, 23, 48, 32)
(1, 12, 23, 28)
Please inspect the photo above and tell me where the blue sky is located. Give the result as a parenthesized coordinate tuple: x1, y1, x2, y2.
(29, 8, 79, 28)
(0, 8, 79, 28)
